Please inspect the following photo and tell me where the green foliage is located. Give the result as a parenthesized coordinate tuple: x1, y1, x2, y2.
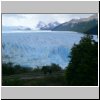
(65, 35, 98, 86)
(51, 63, 62, 72)
(2, 63, 33, 75)
(2, 62, 64, 86)
(2, 78, 24, 86)
(2, 62, 15, 75)
(41, 66, 49, 74)
(2, 75, 66, 86)
(2, 62, 62, 76)
(41, 63, 62, 75)
(32, 67, 41, 73)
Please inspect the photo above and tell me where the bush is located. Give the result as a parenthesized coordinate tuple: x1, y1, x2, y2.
(2, 62, 33, 75)
(2, 62, 15, 75)
(41, 64, 62, 75)
(51, 63, 62, 72)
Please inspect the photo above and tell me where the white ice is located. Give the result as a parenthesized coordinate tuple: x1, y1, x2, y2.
(2, 31, 97, 68)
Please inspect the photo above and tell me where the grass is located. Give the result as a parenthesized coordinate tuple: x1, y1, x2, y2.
(2, 72, 67, 86)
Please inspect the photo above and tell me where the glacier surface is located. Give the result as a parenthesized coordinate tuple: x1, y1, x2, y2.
(2, 31, 97, 68)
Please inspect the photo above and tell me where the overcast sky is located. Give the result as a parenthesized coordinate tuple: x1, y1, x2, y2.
(2, 14, 93, 29)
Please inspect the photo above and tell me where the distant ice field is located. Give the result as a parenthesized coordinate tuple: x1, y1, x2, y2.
(2, 31, 97, 68)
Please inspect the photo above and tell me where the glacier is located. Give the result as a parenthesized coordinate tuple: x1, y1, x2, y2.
(2, 31, 97, 68)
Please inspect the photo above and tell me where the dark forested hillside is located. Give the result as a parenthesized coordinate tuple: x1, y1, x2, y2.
(85, 25, 98, 35)
(52, 14, 98, 35)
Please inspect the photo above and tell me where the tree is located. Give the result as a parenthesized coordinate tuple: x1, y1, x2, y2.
(41, 66, 49, 75)
(2, 62, 15, 75)
(32, 67, 41, 73)
(65, 35, 98, 86)
(41, 64, 62, 75)
(50, 63, 62, 72)
(2, 62, 33, 75)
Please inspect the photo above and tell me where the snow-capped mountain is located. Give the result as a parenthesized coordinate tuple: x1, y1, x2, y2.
(36, 21, 46, 29)
(52, 14, 98, 35)
(36, 21, 60, 30)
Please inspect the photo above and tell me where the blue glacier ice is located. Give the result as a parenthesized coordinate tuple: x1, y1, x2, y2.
(2, 31, 97, 68)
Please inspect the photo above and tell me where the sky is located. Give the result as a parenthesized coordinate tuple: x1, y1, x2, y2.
(2, 14, 93, 29)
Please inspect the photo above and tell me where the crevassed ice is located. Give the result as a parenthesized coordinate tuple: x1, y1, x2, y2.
(2, 31, 97, 68)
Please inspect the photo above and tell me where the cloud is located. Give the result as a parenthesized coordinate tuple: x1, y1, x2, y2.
(2, 14, 93, 29)
(2, 14, 25, 18)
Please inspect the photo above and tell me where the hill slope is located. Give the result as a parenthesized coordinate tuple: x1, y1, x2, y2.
(52, 14, 98, 35)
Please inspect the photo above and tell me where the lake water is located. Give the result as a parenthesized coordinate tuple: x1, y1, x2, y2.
(2, 31, 97, 68)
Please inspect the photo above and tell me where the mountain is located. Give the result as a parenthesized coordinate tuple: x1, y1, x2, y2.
(17, 26, 32, 31)
(85, 25, 98, 35)
(2, 26, 32, 31)
(36, 21, 60, 30)
(52, 14, 98, 35)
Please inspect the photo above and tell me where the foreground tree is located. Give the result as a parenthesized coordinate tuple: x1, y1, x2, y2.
(65, 35, 98, 86)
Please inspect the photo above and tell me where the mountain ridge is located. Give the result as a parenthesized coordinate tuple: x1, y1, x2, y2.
(36, 21, 60, 30)
(52, 14, 98, 35)
(2, 26, 32, 31)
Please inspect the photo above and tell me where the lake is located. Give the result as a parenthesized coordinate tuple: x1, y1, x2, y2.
(2, 31, 97, 68)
